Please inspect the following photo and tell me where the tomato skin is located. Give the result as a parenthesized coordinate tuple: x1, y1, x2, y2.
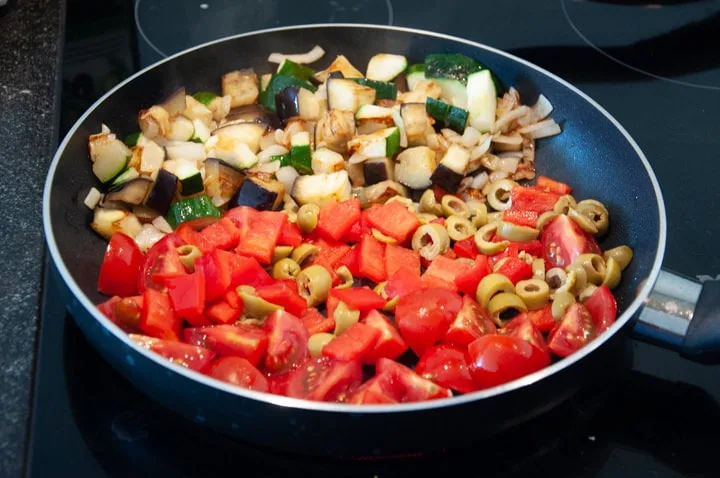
(322, 322, 381, 362)
(139, 289, 182, 341)
(184, 324, 268, 366)
(547, 302, 597, 358)
(467, 334, 551, 390)
(285, 356, 363, 402)
(415, 344, 478, 394)
(207, 356, 269, 392)
(361, 310, 408, 364)
(137, 233, 187, 293)
(395, 288, 463, 356)
(375, 358, 453, 402)
(443, 295, 496, 347)
(583, 285, 617, 335)
(97, 232, 144, 297)
(130, 334, 215, 372)
(541, 214, 601, 269)
(263, 310, 309, 373)
(501, 315, 549, 355)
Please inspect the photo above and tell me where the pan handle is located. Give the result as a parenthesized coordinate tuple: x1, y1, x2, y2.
(632, 269, 720, 364)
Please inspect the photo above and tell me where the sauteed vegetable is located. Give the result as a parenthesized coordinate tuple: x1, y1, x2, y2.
(86, 47, 633, 403)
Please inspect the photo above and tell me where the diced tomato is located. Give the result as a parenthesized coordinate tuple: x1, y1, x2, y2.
(509, 185, 560, 214)
(285, 356, 363, 402)
(138, 233, 187, 293)
(395, 288, 463, 356)
(204, 299, 239, 325)
(175, 223, 199, 247)
(467, 335, 550, 390)
(184, 324, 268, 366)
(361, 310, 408, 363)
(454, 255, 491, 296)
(541, 214, 601, 269)
(195, 217, 241, 253)
(375, 358, 453, 402)
(316, 198, 362, 241)
(547, 303, 596, 358)
(348, 374, 399, 404)
(385, 266, 424, 299)
(415, 344, 478, 394)
(130, 334, 215, 372)
(98, 232, 144, 297)
(224, 206, 259, 238)
(502, 210, 540, 228)
(322, 322, 381, 362)
(494, 257, 533, 284)
(422, 256, 471, 293)
(139, 289, 181, 341)
(300, 308, 335, 335)
(357, 234, 387, 283)
(364, 200, 421, 243)
(235, 211, 287, 265)
(278, 221, 303, 247)
(443, 295, 496, 347)
(526, 305, 556, 333)
(98, 295, 143, 331)
(263, 310, 309, 373)
(501, 315, 549, 355)
(166, 272, 207, 326)
(337, 247, 360, 277)
(255, 281, 307, 317)
(207, 356, 269, 392)
(536, 175, 572, 195)
(385, 244, 421, 278)
(195, 250, 232, 302)
(453, 237, 479, 259)
(330, 287, 386, 312)
(583, 285, 618, 335)
(226, 254, 273, 289)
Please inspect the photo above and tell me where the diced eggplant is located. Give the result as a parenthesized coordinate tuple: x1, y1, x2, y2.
(138, 105, 170, 139)
(104, 178, 152, 206)
(91, 207, 143, 240)
(291, 170, 352, 206)
(313, 55, 363, 83)
(394, 146, 437, 190)
(145, 169, 179, 216)
(430, 144, 471, 192)
(204, 157, 246, 206)
(360, 180, 408, 208)
(160, 86, 187, 117)
(363, 158, 393, 185)
(316, 109, 356, 153)
(327, 78, 375, 113)
(230, 175, 284, 211)
(222, 69, 259, 108)
(275, 86, 301, 122)
(401, 103, 432, 146)
(311, 148, 344, 174)
(222, 104, 281, 130)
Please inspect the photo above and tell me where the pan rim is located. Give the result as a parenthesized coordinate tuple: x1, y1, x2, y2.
(43, 23, 667, 414)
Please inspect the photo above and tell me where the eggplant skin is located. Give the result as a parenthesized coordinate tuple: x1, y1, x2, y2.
(146, 169, 179, 216)
(230, 176, 284, 211)
(430, 163, 464, 192)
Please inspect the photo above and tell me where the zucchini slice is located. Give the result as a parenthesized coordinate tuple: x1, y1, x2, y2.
(366, 54, 408, 82)
(166, 195, 222, 229)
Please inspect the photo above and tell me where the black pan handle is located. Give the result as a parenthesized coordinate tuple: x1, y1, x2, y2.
(631, 269, 720, 364)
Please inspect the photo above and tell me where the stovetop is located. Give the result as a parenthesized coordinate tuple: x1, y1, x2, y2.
(31, 0, 720, 476)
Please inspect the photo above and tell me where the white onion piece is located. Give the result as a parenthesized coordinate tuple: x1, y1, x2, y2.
(259, 131, 279, 151)
(518, 119, 562, 139)
(471, 135, 492, 159)
(134, 224, 166, 253)
(152, 216, 173, 233)
(257, 144, 290, 163)
(268, 45, 325, 64)
(497, 155, 520, 173)
(471, 171, 489, 190)
(276, 166, 299, 192)
(253, 160, 281, 174)
(461, 126, 482, 148)
(494, 105, 531, 133)
(489, 170, 510, 182)
(83, 187, 102, 209)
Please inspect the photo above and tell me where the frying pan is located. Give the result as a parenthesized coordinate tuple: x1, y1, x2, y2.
(42, 24, 720, 456)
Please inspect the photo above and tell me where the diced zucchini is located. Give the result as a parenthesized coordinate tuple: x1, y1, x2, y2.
(466, 70, 497, 133)
(261, 74, 317, 111)
(351, 78, 397, 100)
(290, 131, 312, 174)
(166, 195, 222, 229)
(193, 91, 218, 106)
(89, 132, 132, 183)
(176, 159, 204, 195)
(222, 69, 259, 108)
(139, 139, 166, 181)
(326, 78, 376, 113)
(212, 122, 266, 153)
(124, 132, 141, 147)
(424, 53, 484, 84)
(394, 146, 437, 189)
(311, 148, 344, 174)
(291, 170, 352, 206)
(165, 141, 206, 162)
(191, 118, 211, 143)
(297, 87, 321, 120)
(406, 64, 426, 91)
(355, 104, 395, 134)
(366, 54, 407, 82)
(347, 127, 400, 159)
(166, 115, 195, 141)
(91, 208, 143, 240)
(401, 103, 431, 146)
(111, 167, 140, 186)
(277, 59, 315, 81)
(313, 55, 364, 83)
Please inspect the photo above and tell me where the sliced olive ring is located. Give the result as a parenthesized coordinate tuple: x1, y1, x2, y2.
(411, 223, 450, 260)
(495, 220, 539, 242)
(446, 215, 477, 241)
(296, 264, 332, 307)
(476, 273, 516, 309)
(474, 223, 509, 255)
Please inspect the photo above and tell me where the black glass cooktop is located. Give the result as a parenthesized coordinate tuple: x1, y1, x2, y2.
(34, 0, 720, 476)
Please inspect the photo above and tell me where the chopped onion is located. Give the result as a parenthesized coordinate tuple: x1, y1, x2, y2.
(489, 170, 510, 182)
(276, 166, 299, 192)
(152, 216, 173, 233)
(268, 45, 325, 64)
(471, 171, 489, 190)
(257, 144, 289, 163)
(259, 131, 278, 151)
(497, 155, 520, 174)
(461, 126, 482, 148)
(134, 224, 166, 253)
(494, 105, 531, 133)
(83, 187, 102, 209)
(518, 119, 562, 139)
(471, 135, 492, 159)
